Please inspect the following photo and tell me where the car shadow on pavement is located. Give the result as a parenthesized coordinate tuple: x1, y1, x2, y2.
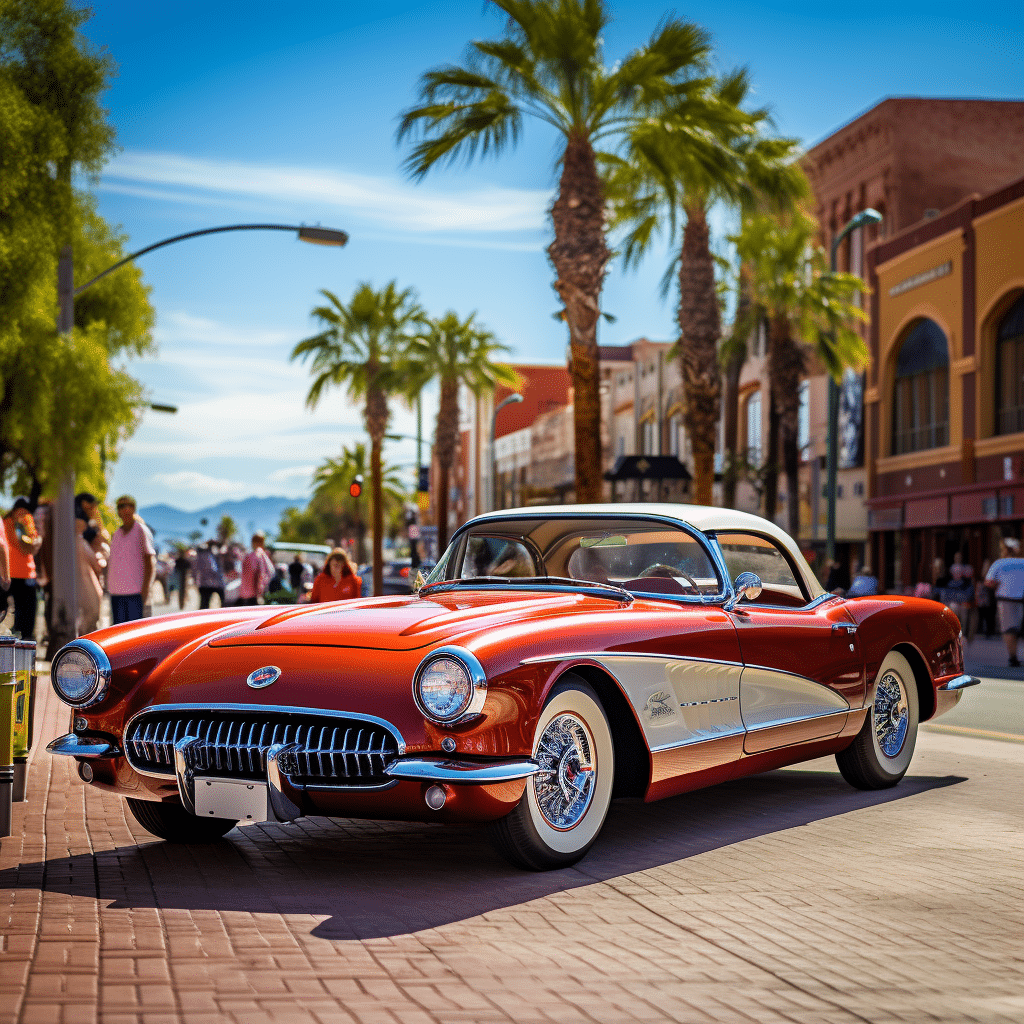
(1, 769, 964, 941)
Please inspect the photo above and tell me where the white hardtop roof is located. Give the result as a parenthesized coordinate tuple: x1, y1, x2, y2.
(470, 503, 823, 598)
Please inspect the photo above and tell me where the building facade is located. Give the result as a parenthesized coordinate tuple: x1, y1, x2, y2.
(865, 173, 1024, 590)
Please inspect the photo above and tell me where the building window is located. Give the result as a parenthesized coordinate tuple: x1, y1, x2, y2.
(746, 390, 762, 467)
(797, 380, 810, 460)
(891, 318, 949, 455)
(996, 293, 1024, 435)
(641, 419, 656, 455)
(669, 414, 681, 456)
(616, 435, 625, 459)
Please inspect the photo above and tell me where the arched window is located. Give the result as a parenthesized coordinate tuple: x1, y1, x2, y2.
(891, 318, 949, 454)
(996, 293, 1024, 435)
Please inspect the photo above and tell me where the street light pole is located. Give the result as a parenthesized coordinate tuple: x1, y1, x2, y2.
(825, 208, 882, 568)
(47, 223, 348, 656)
(491, 393, 524, 511)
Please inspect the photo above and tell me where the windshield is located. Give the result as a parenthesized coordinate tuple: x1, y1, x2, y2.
(423, 516, 722, 599)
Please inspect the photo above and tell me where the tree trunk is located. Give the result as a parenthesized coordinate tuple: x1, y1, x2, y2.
(364, 381, 388, 596)
(434, 377, 459, 552)
(677, 204, 722, 506)
(767, 314, 805, 538)
(548, 130, 609, 504)
(721, 265, 752, 509)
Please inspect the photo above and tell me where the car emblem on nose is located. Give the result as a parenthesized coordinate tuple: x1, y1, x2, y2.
(246, 666, 281, 689)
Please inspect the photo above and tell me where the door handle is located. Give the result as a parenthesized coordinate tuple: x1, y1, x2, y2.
(831, 624, 858, 634)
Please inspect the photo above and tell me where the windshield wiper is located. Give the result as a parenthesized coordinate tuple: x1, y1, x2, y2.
(418, 575, 634, 603)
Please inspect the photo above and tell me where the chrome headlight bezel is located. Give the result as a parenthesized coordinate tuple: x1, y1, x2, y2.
(50, 637, 111, 708)
(413, 646, 487, 725)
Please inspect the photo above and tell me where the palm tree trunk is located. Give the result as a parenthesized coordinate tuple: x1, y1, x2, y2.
(678, 204, 722, 506)
(365, 382, 388, 596)
(767, 315, 805, 538)
(721, 266, 752, 509)
(434, 377, 459, 552)
(548, 130, 609, 504)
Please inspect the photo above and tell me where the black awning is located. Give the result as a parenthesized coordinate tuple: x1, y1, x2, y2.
(603, 455, 692, 482)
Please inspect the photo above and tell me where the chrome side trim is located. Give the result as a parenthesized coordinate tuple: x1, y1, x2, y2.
(173, 736, 201, 815)
(50, 637, 112, 709)
(266, 742, 302, 821)
(521, 652, 744, 669)
(46, 733, 121, 759)
(384, 757, 541, 783)
(124, 704, 407, 758)
(938, 675, 982, 691)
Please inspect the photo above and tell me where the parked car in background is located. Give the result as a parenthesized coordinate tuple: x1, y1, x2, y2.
(48, 504, 978, 870)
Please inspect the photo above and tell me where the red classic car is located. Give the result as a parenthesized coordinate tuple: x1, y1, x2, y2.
(48, 505, 979, 870)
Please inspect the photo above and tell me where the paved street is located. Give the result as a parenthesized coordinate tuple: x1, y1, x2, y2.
(2, 672, 1023, 1024)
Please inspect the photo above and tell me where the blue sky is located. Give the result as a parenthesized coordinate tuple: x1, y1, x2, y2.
(80, 1, 1022, 510)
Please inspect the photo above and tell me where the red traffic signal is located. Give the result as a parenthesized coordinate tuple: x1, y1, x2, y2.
(349, 475, 363, 499)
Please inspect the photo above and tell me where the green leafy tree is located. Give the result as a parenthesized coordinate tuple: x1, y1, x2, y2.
(731, 210, 868, 536)
(291, 282, 424, 594)
(408, 311, 518, 550)
(0, 2, 153, 503)
(398, 0, 713, 502)
(606, 68, 807, 505)
(216, 515, 237, 545)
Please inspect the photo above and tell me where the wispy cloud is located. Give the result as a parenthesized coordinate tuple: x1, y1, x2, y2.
(102, 151, 550, 234)
(149, 471, 254, 499)
(156, 310, 296, 349)
(268, 465, 316, 483)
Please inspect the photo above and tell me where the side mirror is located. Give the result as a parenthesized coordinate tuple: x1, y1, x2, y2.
(725, 571, 762, 611)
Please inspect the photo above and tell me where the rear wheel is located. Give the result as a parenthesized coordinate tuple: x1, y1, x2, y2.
(488, 676, 614, 870)
(836, 650, 919, 790)
(126, 798, 238, 842)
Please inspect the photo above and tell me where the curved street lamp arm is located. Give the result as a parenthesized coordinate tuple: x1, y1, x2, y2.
(74, 223, 348, 296)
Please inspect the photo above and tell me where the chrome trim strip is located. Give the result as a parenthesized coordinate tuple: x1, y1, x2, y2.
(46, 732, 121, 759)
(384, 756, 541, 783)
(124, 704, 407, 758)
(649, 726, 745, 754)
(520, 652, 745, 669)
(412, 646, 488, 725)
(938, 674, 982, 691)
(50, 637, 112, 709)
(266, 742, 302, 821)
(743, 707, 850, 736)
(173, 736, 201, 815)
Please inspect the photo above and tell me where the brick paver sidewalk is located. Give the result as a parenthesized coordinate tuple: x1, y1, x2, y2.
(2, 681, 1022, 1024)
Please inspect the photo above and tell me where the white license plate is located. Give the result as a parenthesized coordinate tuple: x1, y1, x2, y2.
(194, 777, 270, 825)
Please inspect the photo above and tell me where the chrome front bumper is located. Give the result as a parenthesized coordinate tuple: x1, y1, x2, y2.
(47, 733, 121, 758)
(938, 675, 982, 691)
(384, 756, 541, 783)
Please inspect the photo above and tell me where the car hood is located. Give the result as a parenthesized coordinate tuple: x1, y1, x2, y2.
(207, 590, 588, 651)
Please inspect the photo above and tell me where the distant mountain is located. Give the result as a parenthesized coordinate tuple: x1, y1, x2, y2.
(138, 496, 302, 548)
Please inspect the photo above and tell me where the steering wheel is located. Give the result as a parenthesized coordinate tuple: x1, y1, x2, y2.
(638, 564, 700, 593)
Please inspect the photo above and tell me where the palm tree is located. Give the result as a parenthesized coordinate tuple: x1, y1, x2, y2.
(398, 0, 713, 502)
(215, 514, 236, 546)
(731, 210, 868, 537)
(606, 68, 807, 505)
(407, 311, 519, 551)
(312, 442, 406, 564)
(291, 281, 424, 595)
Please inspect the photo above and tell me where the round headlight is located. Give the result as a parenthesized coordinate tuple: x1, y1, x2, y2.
(414, 647, 487, 724)
(51, 638, 111, 708)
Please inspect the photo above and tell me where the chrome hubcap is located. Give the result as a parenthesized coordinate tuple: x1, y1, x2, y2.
(874, 671, 909, 758)
(533, 713, 595, 830)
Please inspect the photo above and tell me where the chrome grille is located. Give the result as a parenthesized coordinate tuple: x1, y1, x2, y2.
(126, 710, 399, 786)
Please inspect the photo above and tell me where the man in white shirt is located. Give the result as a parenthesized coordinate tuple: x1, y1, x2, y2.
(984, 537, 1024, 668)
(107, 495, 156, 624)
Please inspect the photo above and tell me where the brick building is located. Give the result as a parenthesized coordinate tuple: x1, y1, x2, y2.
(864, 172, 1024, 590)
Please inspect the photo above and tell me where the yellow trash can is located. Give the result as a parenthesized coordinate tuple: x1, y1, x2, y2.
(12, 640, 34, 802)
(0, 637, 16, 837)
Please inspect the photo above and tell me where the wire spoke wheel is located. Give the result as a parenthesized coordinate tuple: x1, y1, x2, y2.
(836, 650, 919, 790)
(873, 670, 909, 758)
(533, 713, 596, 830)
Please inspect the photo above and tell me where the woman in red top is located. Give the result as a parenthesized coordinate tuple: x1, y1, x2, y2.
(309, 548, 361, 603)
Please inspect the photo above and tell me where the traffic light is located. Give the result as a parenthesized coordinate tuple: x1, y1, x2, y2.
(349, 475, 363, 499)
